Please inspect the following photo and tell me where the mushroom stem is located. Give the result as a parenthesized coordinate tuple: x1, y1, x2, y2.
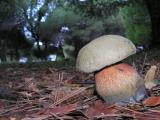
(95, 63, 146, 104)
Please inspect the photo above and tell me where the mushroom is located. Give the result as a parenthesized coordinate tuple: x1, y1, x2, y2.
(76, 35, 136, 73)
(95, 63, 146, 104)
(76, 35, 146, 104)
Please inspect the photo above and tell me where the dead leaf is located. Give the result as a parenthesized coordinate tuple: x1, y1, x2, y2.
(9, 118, 16, 120)
(0, 101, 7, 110)
(21, 115, 52, 120)
(40, 103, 77, 116)
(85, 100, 116, 119)
(144, 65, 157, 89)
(115, 104, 160, 120)
(143, 96, 160, 107)
(19, 91, 33, 97)
(27, 83, 40, 93)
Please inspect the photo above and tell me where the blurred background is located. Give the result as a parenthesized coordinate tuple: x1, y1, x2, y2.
(0, 0, 159, 64)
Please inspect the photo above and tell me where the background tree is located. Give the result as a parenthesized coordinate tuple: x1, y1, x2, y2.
(0, 0, 155, 63)
(145, 0, 160, 45)
(120, 0, 151, 46)
(0, 0, 17, 62)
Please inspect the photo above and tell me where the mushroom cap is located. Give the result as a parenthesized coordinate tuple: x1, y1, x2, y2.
(95, 63, 146, 104)
(76, 35, 136, 73)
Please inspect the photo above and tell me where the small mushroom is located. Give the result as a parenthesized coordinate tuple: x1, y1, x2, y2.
(76, 35, 146, 104)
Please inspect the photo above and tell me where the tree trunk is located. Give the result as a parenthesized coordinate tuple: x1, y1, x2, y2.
(0, 51, 6, 62)
(15, 48, 19, 60)
(145, 0, 160, 46)
(0, 40, 7, 62)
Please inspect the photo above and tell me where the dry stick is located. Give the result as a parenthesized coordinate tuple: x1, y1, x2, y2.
(82, 96, 98, 104)
(115, 105, 160, 118)
(152, 87, 160, 91)
(14, 105, 39, 113)
(141, 53, 147, 75)
(49, 85, 94, 108)
(23, 115, 55, 120)
(54, 72, 64, 102)
(0, 99, 39, 116)
(115, 104, 147, 115)
(0, 99, 17, 104)
(49, 112, 64, 120)
(94, 113, 133, 119)
(0, 104, 39, 116)
(148, 109, 160, 113)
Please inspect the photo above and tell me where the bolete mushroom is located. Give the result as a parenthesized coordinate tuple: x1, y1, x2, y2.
(95, 63, 146, 104)
(76, 35, 146, 104)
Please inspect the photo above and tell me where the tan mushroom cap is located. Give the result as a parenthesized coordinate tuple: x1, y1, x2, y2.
(76, 35, 136, 73)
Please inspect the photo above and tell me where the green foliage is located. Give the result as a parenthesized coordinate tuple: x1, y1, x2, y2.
(69, 0, 131, 17)
(0, 0, 16, 21)
(0, 0, 153, 63)
(41, 8, 82, 31)
(39, 7, 83, 40)
(72, 18, 105, 42)
(120, 2, 151, 45)
(104, 15, 125, 35)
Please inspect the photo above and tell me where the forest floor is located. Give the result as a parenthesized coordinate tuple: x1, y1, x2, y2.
(0, 48, 160, 120)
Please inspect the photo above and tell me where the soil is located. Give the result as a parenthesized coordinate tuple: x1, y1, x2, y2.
(0, 48, 159, 119)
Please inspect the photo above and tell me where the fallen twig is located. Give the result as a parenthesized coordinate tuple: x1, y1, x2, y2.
(49, 85, 94, 107)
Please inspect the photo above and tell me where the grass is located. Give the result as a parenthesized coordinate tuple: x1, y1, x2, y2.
(0, 60, 75, 70)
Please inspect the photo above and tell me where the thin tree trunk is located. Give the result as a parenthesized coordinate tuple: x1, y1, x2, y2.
(145, 0, 160, 46)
